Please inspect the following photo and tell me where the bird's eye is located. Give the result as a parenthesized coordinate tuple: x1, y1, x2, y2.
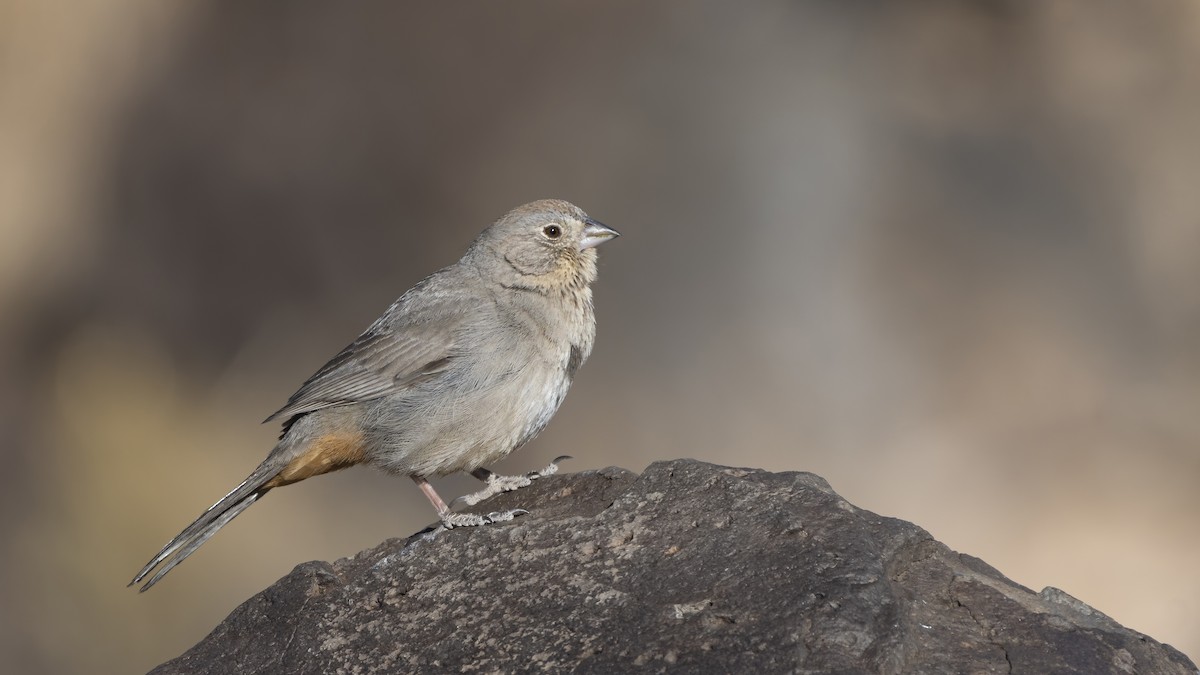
(543, 224, 562, 239)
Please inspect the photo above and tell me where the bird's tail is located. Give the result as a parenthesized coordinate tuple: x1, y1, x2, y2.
(129, 462, 280, 592)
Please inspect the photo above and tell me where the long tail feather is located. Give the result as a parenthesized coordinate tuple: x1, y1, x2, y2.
(130, 463, 279, 591)
(135, 492, 262, 591)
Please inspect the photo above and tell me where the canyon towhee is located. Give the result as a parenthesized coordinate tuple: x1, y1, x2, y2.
(131, 199, 619, 591)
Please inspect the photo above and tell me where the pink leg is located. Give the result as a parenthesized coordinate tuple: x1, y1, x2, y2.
(411, 475, 528, 529)
(412, 476, 451, 517)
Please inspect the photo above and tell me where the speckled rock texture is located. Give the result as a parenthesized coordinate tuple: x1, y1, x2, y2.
(151, 460, 1197, 674)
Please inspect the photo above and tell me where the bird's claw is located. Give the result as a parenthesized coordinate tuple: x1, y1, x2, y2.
(527, 455, 573, 480)
(440, 508, 528, 529)
(486, 508, 528, 523)
(450, 456, 573, 509)
(451, 474, 531, 508)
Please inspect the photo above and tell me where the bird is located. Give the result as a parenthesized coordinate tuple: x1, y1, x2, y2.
(130, 199, 619, 591)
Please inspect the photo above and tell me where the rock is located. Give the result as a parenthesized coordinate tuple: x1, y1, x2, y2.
(151, 460, 1197, 674)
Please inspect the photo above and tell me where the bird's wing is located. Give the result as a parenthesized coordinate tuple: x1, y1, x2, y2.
(264, 294, 472, 424)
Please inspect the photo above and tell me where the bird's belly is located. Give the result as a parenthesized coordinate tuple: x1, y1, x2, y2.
(369, 365, 571, 477)
(511, 367, 572, 449)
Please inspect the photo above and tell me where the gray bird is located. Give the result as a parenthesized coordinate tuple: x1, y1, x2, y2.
(130, 199, 619, 591)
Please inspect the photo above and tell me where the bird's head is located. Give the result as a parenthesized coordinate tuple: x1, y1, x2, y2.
(471, 199, 620, 291)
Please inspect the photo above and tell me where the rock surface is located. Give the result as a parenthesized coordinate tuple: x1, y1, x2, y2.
(152, 460, 1197, 674)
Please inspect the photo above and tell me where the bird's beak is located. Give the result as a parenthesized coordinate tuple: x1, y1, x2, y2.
(580, 218, 620, 251)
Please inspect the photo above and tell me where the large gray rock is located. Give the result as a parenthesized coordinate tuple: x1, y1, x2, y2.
(152, 460, 1197, 674)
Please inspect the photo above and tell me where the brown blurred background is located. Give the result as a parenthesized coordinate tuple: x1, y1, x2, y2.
(2, 1, 1198, 672)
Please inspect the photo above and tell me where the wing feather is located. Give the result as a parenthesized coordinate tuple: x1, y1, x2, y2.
(264, 284, 476, 424)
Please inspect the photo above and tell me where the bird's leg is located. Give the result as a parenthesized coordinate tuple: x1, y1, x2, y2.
(412, 476, 526, 529)
(450, 455, 572, 508)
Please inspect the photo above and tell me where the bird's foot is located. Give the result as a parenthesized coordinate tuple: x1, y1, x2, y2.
(440, 509, 528, 529)
(451, 455, 572, 508)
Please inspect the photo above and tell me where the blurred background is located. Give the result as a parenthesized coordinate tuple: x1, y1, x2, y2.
(2, 1, 1198, 672)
